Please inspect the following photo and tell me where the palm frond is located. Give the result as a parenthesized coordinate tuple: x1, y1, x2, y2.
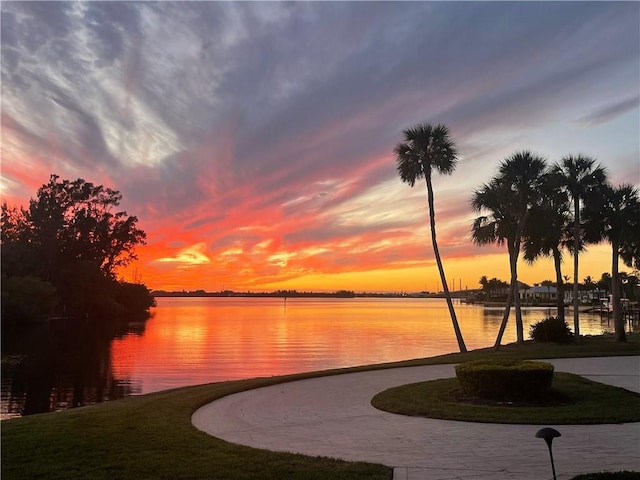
(471, 216, 499, 246)
(556, 154, 608, 198)
(394, 122, 457, 187)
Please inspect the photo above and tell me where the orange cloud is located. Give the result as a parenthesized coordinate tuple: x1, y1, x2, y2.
(155, 243, 211, 266)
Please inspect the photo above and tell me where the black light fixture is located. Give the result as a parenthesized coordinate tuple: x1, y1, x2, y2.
(535, 427, 561, 480)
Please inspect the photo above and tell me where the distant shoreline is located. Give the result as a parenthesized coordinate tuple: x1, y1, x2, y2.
(151, 292, 612, 311)
(152, 289, 478, 299)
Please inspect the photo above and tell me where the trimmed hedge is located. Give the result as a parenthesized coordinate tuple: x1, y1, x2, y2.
(455, 359, 554, 401)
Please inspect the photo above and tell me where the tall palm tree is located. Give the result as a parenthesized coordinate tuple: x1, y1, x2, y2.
(583, 183, 640, 342)
(552, 155, 607, 341)
(395, 123, 466, 353)
(471, 177, 518, 348)
(471, 151, 547, 347)
(522, 172, 572, 322)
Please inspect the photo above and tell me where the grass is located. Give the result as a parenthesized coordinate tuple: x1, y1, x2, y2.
(371, 373, 640, 424)
(2, 334, 640, 480)
(1, 378, 391, 480)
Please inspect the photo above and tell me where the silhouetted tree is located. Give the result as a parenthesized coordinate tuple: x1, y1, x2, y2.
(597, 272, 612, 296)
(472, 177, 518, 348)
(522, 171, 572, 321)
(1, 175, 153, 322)
(583, 276, 595, 291)
(395, 123, 466, 352)
(552, 155, 607, 341)
(584, 183, 640, 342)
(29, 175, 146, 279)
(620, 273, 639, 302)
(479, 276, 489, 299)
(472, 151, 547, 347)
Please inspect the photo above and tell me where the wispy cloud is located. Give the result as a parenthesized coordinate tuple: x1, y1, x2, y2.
(577, 96, 640, 127)
(2, 1, 638, 291)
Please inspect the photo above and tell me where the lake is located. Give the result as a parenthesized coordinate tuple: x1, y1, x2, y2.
(0, 296, 622, 418)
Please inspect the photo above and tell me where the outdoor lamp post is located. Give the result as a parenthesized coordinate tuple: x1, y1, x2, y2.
(535, 427, 561, 480)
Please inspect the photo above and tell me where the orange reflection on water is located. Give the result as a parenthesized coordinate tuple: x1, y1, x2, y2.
(110, 297, 620, 395)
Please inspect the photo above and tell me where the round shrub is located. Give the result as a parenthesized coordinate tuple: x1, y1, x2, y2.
(455, 359, 554, 402)
(530, 316, 573, 343)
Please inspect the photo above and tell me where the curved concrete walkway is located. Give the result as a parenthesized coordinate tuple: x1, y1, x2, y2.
(193, 357, 640, 480)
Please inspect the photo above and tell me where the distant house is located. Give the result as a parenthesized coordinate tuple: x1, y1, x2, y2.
(520, 284, 605, 305)
(581, 289, 606, 303)
(564, 288, 606, 305)
(520, 285, 557, 302)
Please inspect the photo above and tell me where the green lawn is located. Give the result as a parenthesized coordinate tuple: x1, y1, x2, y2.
(2, 378, 391, 480)
(2, 334, 639, 480)
(371, 373, 640, 424)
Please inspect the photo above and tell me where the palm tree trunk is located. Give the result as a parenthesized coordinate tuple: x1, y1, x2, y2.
(511, 238, 524, 344)
(495, 213, 526, 348)
(611, 239, 626, 342)
(552, 247, 565, 323)
(573, 205, 580, 341)
(425, 174, 467, 353)
(494, 274, 515, 350)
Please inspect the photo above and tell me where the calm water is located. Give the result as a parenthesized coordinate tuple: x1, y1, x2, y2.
(1, 297, 622, 418)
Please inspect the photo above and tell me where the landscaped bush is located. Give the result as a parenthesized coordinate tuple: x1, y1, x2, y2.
(455, 359, 554, 401)
(530, 316, 573, 343)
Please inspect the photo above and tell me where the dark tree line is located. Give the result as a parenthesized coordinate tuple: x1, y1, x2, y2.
(2, 175, 155, 324)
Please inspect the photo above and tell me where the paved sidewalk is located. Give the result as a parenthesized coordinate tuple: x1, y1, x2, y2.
(192, 357, 640, 480)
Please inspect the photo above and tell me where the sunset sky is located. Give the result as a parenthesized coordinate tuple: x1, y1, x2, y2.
(1, 2, 639, 293)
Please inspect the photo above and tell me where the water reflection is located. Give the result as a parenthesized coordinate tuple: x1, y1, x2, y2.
(1, 318, 145, 418)
(1, 297, 630, 418)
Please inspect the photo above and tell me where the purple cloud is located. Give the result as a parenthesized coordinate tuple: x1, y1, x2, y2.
(1, 1, 638, 290)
